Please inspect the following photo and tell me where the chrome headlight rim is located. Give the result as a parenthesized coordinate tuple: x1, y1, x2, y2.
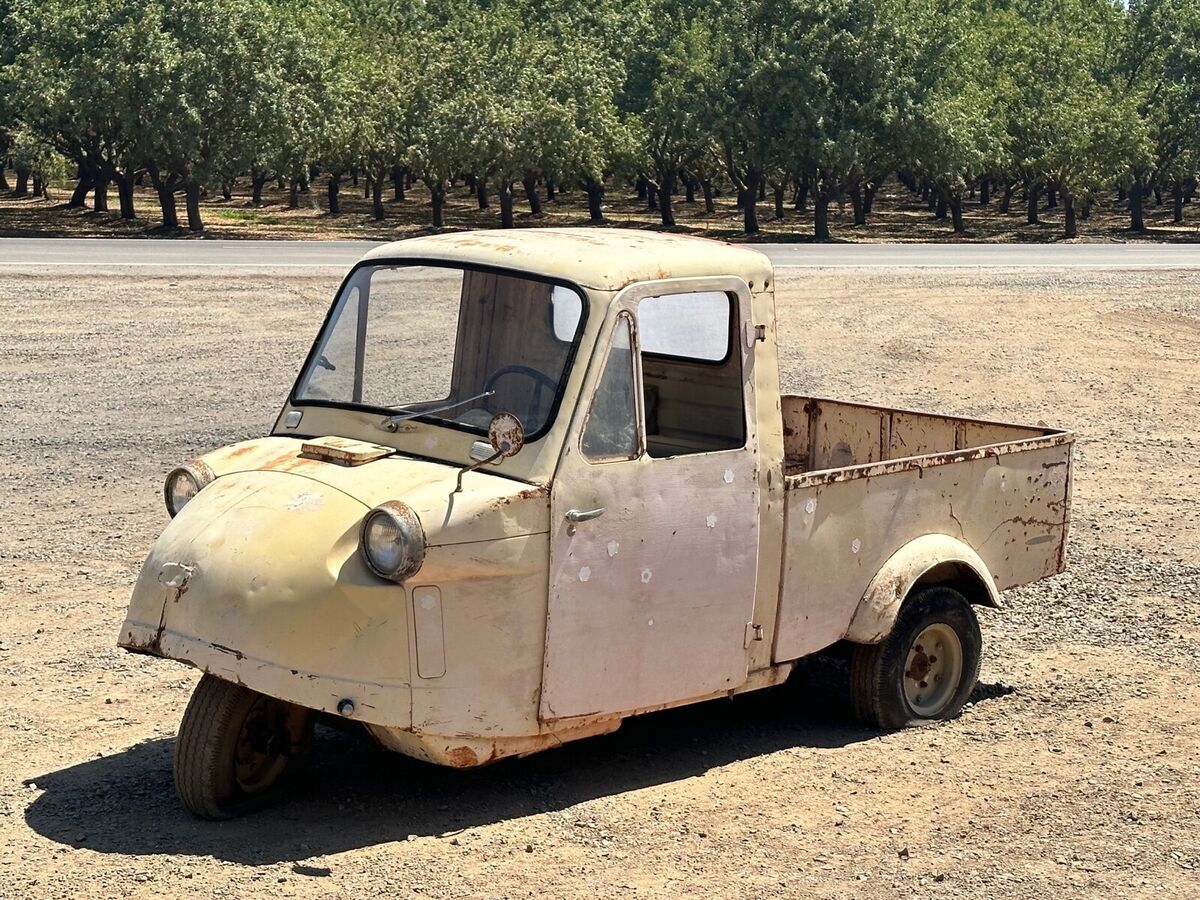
(164, 460, 215, 518)
(360, 501, 426, 582)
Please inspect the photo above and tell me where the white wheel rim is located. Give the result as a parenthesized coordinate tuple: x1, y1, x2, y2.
(903, 623, 964, 717)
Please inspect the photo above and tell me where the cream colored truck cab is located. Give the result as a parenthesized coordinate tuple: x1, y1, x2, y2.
(119, 230, 1074, 819)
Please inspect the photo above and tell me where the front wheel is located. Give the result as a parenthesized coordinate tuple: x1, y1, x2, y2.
(849, 586, 982, 730)
(174, 674, 314, 819)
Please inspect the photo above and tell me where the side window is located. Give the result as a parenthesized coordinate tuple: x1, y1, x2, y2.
(581, 315, 639, 461)
(638, 291, 745, 458)
(638, 291, 731, 361)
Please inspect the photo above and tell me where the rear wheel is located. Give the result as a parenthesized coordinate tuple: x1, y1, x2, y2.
(174, 674, 313, 819)
(849, 586, 981, 730)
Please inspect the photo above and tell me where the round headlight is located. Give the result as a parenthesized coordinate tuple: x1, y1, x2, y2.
(164, 461, 214, 518)
(361, 502, 426, 582)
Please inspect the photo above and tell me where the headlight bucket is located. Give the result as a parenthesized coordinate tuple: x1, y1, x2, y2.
(164, 460, 215, 518)
(360, 501, 426, 582)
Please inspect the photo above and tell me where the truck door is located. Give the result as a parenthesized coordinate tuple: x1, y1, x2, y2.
(541, 278, 761, 721)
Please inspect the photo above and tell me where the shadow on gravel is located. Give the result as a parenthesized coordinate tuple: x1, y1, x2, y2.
(24, 659, 1015, 865)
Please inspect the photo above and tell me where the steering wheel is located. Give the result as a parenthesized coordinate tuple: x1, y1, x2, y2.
(484, 365, 558, 424)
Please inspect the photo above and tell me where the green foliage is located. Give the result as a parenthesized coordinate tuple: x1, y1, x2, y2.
(1, 0, 1197, 236)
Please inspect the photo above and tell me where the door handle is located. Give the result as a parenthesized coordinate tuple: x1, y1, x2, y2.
(565, 507, 605, 534)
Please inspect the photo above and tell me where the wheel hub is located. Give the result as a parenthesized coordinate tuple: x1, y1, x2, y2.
(903, 623, 964, 717)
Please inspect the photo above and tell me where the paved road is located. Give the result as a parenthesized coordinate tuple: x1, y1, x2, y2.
(1, 236, 1198, 270)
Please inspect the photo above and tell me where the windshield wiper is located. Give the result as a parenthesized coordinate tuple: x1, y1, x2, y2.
(377, 390, 496, 432)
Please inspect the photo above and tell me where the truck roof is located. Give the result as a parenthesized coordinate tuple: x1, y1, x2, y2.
(361, 228, 775, 291)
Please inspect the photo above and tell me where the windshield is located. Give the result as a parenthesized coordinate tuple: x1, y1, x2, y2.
(294, 264, 586, 439)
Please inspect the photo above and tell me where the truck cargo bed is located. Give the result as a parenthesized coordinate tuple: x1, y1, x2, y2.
(772, 397, 1073, 662)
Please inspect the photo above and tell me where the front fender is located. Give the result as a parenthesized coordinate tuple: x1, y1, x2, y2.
(845, 534, 1001, 644)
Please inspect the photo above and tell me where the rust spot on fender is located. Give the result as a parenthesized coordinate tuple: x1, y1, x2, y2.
(445, 746, 480, 767)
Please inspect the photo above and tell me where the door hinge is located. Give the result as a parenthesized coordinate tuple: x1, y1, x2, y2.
(743, 322, 767, 349)
(744, 621, 764, 648)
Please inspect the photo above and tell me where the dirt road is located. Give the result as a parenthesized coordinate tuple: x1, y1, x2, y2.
(1, 268, 1197, 899)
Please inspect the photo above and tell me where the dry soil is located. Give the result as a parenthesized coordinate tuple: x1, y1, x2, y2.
(0, 267, 1198, 899)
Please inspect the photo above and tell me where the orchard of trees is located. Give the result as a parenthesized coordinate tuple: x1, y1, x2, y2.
(1, 0, 1198, 239)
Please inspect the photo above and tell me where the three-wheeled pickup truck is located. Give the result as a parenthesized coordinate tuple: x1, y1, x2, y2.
(119, 229, 1073, 818)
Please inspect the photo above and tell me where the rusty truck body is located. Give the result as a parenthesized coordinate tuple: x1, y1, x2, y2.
(118, 229, 1073, 818)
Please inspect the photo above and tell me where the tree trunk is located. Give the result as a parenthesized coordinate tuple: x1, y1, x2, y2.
(430, 181, 445, 227)
(774, 183, 785, 219)
(68, 170, 93, 207)
(685, 178, 695, 203)
(545, 180, 555, 202)
(288, 179, 300, 209)
(0, 168, 9, 192)
(583, 180, 604, 221)
(14, 167, 31, 197)
(794, 181, 808, 212)
(221, 182, 232, 201)
(93, 179, 109, 212)
(392, 166, 405, 202)
(814, 192, 830, 241)
(1080, 200, 1091, 220)
(949, 196, 964, 234)
(363, 176, 371, 199)
(636, 177, 647, 200)
(1130, 175, 1145, 232)
(934, 191, 947, 220)
(476, 177, 489, 209)
(499, 180, 515, 228)
(251, 171, 268, 207)
(185, 180, 203, 232)
(1046, 186, 1057, 208)
(1172, 182, 1184, 223)
(658, 171, 676, 227)
(758, 180, 766, 201)
(328, 173, 341, 215)
(646, 182, 657, 210)
(1026, 184, 1039, 224)
(1000, 182, 1014, 213)
(979, 179, 990, 205)
(849, 186, 865, 225)
(702, 179, 715, 214)
(522, 174, 542, 216)
(149, 169, 179, 229)
(740, 170, 761, 234)
(116, 173, 136, 219)
(371, 175, 384, 220)
(1063, 192, 1077, 238)
(864, 184, 876, 216)
(1153, 187, 1162, 206)
(31, 176, 42, 197)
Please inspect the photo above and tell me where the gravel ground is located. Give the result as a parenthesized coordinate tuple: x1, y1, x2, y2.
(1, 267, 1198, 899)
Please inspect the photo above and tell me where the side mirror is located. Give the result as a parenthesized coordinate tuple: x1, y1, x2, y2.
(488, 412, 525, 458)
(455, 412, 524, 492)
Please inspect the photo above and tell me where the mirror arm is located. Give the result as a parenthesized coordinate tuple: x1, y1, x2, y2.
(454, 449, 504, 493)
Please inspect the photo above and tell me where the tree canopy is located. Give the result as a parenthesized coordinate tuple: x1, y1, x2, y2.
(1, 0, 1197, 237)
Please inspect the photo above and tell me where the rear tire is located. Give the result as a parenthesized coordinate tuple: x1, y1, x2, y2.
(174, 674, 313, 820)
(849, 586, 982, 730)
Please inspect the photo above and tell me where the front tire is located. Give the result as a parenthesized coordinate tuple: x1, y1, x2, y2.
(174, 674, 313, 819)
(849, 586, 982, 730)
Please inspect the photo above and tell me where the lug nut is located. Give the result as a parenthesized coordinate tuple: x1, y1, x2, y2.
(337, 698, 355, 717)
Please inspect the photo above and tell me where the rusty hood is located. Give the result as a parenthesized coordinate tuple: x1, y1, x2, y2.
(186, 435, 550, 546)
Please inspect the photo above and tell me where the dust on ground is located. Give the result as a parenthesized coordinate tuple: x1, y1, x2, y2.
(0, 267, 1198, 899)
